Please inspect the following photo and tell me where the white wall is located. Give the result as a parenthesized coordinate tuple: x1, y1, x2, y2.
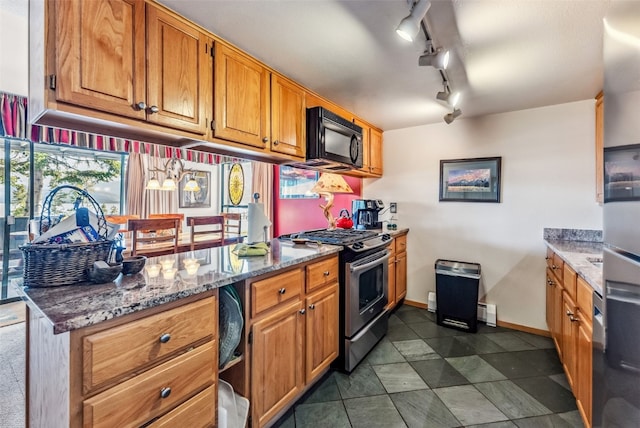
(364, 100, 602, 331)
(0, 0, 28, 95)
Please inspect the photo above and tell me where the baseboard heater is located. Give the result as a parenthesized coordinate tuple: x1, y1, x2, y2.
(427, 292, 497, 327)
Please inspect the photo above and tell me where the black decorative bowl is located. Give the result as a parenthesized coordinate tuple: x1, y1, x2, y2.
(122, 256, 147, 275)
(87, 262, 122, 283)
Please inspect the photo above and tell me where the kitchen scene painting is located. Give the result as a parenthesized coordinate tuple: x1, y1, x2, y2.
(439, 157, 501, 202)
(279, 166, 319, 199)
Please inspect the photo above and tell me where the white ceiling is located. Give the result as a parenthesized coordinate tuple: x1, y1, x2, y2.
(158, 0, 610, 131)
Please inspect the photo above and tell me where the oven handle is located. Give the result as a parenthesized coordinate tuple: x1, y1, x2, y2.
(349, 251, 390, 274)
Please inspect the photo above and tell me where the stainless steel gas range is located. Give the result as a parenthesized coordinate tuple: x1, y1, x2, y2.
(282, 228, 392, 372)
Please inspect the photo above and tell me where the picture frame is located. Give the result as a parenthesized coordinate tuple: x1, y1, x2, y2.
(439, 157, 502, 203)
(279, 165, 319, 199)
(179, 170, 211, 208)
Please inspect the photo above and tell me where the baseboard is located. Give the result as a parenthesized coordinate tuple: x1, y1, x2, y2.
(401, 298, 552, 338)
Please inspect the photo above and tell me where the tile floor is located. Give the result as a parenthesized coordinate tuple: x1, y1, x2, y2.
(273, 305, 584, 428)
(0, 304, 584, 428)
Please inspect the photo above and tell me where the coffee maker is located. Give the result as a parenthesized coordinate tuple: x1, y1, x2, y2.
(352, 199, 384, 230)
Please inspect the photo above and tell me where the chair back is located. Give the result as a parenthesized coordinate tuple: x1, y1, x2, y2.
(223, 213, 242, 236)
(187, 216, 225, 251)
(128, 218, 180, 257)
(149, 213, 185, 233)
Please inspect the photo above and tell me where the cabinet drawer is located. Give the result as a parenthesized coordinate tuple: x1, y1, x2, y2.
(395, 234, 407, 253)
(387, 239, 396, 260)
(252, 268, 303, 317)
(83, 341, 216, 428)
(577, 276, 593, 322)
(564, 264, 577, 302)
(146, 384, 216, 428)
(83, 297, 216, 393)
(306, 257, 339, 293)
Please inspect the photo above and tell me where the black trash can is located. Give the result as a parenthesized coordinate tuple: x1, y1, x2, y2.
(435, 259, 481, 333)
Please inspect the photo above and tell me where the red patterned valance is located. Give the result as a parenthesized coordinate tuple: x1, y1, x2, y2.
(0, 92, 235, 165)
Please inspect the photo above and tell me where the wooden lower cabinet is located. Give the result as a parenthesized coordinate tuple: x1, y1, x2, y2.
(386, 233, 408, 311)
(251, 300, 305, 428)
(545, 249, 594, 428)
(305, 283, 339, 382)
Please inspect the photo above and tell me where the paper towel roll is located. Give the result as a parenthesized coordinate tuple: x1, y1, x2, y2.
(247, 203, 272, 243)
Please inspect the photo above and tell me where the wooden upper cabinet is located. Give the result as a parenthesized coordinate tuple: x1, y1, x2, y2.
(213, 43, 270, 148)
(595, 91, 604, 204)
(369, 127, 383, 176)
(53, 0, 209, 135)
(271, 73, 306, 157)
(146, 6, 210, 134)
(55, 0, 146, 120)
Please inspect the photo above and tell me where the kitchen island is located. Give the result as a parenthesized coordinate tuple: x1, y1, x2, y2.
(20, 239, 341, 428)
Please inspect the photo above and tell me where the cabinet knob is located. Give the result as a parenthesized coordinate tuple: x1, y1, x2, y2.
(299, 309, 306, 315)
(566, 310, 574, 317)
(570, 315, 579, 323)
(135, 101, 147, 110)
(323, 271, 330, 276)
(160, 387, 172, 399)
(309, 304, 315, 310)
(545, 256, 550, 260)
(262, 137, 269, 143)
(159, 333, 171, 343)
(551, 265, 557, 270)
(278, 288, 286, 294)
(148, 105, 159, 114)
(273, 140, 279, 145)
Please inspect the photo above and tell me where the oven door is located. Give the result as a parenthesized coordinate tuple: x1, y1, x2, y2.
(344, 249, 389, 337)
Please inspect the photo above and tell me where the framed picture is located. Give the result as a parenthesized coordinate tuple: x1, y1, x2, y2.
(439, 157, 502, 203)
(179, 170, 211, 208)
(279, 165, 319, 199)
(603, 144, 640, 202)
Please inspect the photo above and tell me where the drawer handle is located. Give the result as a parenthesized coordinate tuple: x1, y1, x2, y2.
(323, 271, 330, 276)
(279, 288, 286, 294)
(309, 304, 315, 310)
(159, 333, 171, 343)
(160, 387, 171, 399)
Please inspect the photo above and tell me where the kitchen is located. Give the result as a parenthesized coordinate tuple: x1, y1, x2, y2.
(0, 0, 635, 427)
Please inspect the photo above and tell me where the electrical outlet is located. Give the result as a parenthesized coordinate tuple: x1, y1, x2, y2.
(390, 202, 397, 213)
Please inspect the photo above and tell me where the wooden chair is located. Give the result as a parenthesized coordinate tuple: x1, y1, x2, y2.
(222, 213, 242, 237)
(127, 218, 180, 257)
(105, 214, 140, 233)
(149, 213, 185, 233)
(187, 216, 225, 251)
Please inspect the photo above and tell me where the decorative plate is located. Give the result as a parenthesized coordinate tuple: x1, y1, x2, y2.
(228, 163, 244, 206)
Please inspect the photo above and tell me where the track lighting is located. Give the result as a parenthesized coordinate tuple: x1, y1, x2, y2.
(396, 0, 431, 42)
(444, 109, 462, 124)
(419, 49, 450, 70)
(436, 83, 460, 107)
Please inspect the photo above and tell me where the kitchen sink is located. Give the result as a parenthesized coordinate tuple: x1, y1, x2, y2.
(587, 257, 603, 269)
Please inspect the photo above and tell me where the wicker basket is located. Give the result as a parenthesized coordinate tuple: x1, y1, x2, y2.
(20, 185, 114, 287)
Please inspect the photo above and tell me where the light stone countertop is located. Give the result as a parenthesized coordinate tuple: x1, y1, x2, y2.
(18, 239, 341, 334)
(544, 239, 603, 296)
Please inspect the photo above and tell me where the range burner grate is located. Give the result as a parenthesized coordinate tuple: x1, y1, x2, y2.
(292, 229, 378, 245)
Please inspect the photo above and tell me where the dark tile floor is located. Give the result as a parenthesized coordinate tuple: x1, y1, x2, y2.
(273, 304, 584, 428)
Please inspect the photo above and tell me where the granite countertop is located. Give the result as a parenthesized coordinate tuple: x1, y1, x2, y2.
(544, 229, 603, 295)
(18, 239, 341, 334)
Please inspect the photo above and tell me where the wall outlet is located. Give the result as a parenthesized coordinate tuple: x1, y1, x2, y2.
(390, 202, 397, 213)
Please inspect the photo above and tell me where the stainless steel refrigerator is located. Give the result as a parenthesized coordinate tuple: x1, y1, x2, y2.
(595, 2, 640, 426)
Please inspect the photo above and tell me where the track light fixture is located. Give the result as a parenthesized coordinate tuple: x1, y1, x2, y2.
(436, 82, 461, 107)
(444, 109, 462, 124)
(396, 0, 431, 42)
(419, 48, 450, 70)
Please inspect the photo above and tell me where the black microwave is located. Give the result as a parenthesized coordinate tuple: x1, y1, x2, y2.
(303, 107, 363, 171)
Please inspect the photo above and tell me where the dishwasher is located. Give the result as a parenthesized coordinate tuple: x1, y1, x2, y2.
(434, 259, 481, 333)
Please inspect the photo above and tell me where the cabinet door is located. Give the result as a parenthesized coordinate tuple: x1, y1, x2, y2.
(561, 293, 577, 390)
(252, 300, 304, 428)
(55, 0, 146, 119)
(271, 74, 305, 158)
(553, 281, 564, 357)
(369, 128, 383, 176)
(353, 118, 371, 175)
(576, 315, 592, 427)
(546, 268, 555, 335)
(395, 250, 407, 301)
(214, 44, 270, 148)
(305, 283, 339, 383)
(146, 6, 209, 134)
(386, 260, 396, 310)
